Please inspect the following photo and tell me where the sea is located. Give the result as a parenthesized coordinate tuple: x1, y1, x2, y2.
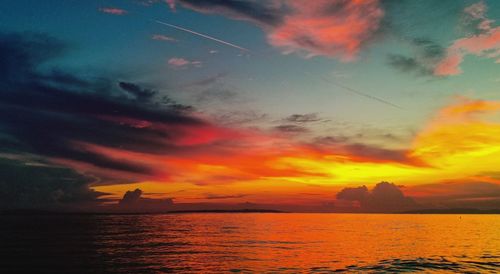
(1, 213, 499, 273)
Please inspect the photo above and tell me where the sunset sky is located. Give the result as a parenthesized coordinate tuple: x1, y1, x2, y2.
(1, 0, 499, 212)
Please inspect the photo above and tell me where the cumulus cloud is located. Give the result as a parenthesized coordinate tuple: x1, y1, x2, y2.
(434, 1, 500, 76)
(174, 0, 384, 60)
(118, 188, 174, 212)
(119, 189, 143, 206)
(336, 182, 419, 212)
(98, 7, 128, 15)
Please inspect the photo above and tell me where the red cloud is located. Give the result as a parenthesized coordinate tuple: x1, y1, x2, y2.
(99, 7, 128, 15)
(267, 0, 383, 60)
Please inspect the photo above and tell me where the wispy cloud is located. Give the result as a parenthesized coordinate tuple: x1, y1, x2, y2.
(98, 7, 128, 15)
(168, 57, 202, 68)
(152, 34, 178, 42)
(387, 38, 445, 77)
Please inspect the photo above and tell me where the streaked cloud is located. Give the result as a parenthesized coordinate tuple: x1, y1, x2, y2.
(152, 34, 178, 42)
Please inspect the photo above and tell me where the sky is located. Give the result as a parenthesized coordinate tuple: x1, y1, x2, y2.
(0, 0, 499, 212)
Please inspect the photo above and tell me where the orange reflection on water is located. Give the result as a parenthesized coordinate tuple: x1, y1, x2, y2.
(93, 213, 500, 272)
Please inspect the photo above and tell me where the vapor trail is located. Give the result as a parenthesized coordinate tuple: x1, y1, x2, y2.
(321, 76, 403, 109)
(153, 20, 251, 52)
(302, 71, 402, 109)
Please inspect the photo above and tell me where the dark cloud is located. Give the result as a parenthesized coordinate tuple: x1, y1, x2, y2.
(408, 181, 500, 210)
(118, 82, 157, 102)
(178, 0, 282, 27)
(0, 32, 219, 208)
(343, 143, 413, 163)
(273, 124, 309, 134)
(336, 182, 419, 212)
(0, 32, 206, 175)
(119, 189, 143, 206)
(336, 185, 368, 201)
(387, 38, 445, 76)
(283, 113, 323, 123)
(117, 188, 174, 212)
(312, 136, 420, 165)
(0, 157, 104, 210)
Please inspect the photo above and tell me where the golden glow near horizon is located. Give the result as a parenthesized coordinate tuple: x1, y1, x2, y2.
(93, 97, 500, 203)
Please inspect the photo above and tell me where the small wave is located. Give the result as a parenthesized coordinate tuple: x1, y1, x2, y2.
(309, 257, 500, 273)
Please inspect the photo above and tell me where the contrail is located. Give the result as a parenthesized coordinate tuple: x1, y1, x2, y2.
(303, 71, 403, 109)
(319, 75, 403, 109)
(153, 20, 251, 52)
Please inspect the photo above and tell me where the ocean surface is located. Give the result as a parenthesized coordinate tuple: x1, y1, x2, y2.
(1, 213, 499, 273)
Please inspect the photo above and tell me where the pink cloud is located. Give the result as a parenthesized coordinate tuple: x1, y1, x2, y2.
(434, 27, 500, 76)
(434, 2, 500, 76)
(99, 7, 128, 15)
(168, 57, 202, 68)
(267, 0, 384, 60)
(152, 34, 178, 42)
(434, 51, 464, 76)
(166, 0, 176, 11)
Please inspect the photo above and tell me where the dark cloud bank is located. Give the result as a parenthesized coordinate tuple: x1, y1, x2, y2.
(0, 32, 203, 210)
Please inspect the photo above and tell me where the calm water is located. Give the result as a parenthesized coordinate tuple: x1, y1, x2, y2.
(1, 213, 499, 273)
